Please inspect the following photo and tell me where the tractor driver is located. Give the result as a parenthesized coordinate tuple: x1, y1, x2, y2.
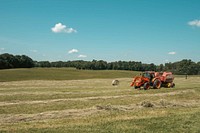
(150, 73, 154, 81)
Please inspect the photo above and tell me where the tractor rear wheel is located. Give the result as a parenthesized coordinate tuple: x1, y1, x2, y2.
(153, 79, 161, 89)
(144, 82, 150, 90)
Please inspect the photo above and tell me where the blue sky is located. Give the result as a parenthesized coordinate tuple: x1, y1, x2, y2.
(0, 0, 200, 64)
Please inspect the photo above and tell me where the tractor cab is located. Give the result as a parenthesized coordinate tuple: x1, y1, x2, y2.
(142, 71, 155, 81)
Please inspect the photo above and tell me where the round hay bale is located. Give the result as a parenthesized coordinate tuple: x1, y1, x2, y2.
(112, 80, 119, 86)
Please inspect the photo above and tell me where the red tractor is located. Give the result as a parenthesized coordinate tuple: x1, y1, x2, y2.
(130, 71, 175, 90)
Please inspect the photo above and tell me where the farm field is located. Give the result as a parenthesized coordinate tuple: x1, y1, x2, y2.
(0, 68, 200, 132)
(0, 68, 137, 82)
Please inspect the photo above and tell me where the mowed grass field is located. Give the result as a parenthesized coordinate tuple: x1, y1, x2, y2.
(0, 68, 200, 133)
(0, 68, 137, 82)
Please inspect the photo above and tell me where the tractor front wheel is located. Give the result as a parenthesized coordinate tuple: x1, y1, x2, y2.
(134, 85, 141, 89)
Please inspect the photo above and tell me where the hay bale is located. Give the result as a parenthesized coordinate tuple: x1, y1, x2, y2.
(112, 80, 119, 86)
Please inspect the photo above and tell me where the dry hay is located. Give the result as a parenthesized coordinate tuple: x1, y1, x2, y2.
(0, 107, 100, 123)
(138, 99, 200, 108)
(1, 99, 200, 124)
(96, 105, 120, 111)
(140, 101, 155, 108)
(0, 89, 197, 107)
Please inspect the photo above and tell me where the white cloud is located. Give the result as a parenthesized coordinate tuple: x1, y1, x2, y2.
(51, 23, 77, 33)
(188, 20, 200, 27)
(78, 54, 87, 58)
(68, 49, 78, 54)
(168, 51, 176, 55)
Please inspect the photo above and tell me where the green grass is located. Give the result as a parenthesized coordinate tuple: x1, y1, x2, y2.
(0, 68, 200, 132)
(0, 68, 138, 81)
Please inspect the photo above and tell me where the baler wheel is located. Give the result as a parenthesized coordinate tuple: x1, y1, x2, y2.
(167, 83, 171, 88)
(171, 83, 175, 88)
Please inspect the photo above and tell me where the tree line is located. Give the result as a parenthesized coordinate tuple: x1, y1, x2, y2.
(0, 53, 200, 75)
(0, 53, 34, 69)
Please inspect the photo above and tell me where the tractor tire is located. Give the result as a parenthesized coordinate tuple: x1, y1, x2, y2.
(153, 79, 161, 89)
(134, 86, 139, 89)
(143, 82, 150, 90)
